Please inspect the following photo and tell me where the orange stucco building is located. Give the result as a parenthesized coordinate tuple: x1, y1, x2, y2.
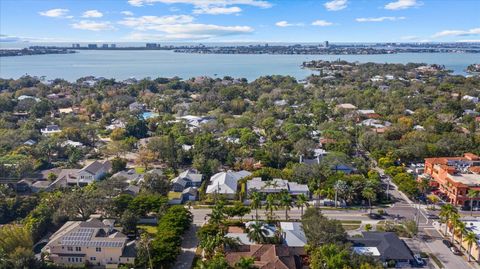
(423, 153, 480, 207)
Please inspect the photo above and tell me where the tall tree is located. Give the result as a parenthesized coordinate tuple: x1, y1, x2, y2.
(250, 192, 262, 220)
(279, 191, 293, 220)
(464, 231, 477, 262)
(362, 187, 376, 214)
(439, 204, 458, 237)
(295, 194, 309, 216)
(265, 194, 277, 220)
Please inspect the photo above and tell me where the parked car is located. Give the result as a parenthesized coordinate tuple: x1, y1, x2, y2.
(442, 240, 453, 248)
(413, 254, 424, 266)
(426, 214, 439, 219)
(450, 246, 462, 255)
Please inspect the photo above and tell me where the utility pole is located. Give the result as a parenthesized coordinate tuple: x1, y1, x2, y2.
(386, 178, 390, 201)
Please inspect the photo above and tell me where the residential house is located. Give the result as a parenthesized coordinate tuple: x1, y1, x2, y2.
(111, 169, 144, 184)
(206, 170, 252, 199)
(279, 222, 307, 255)
(171, 169, 203, 192)
(246, 178, 309, 197)
(168, 169, 203, 203)
(41, 125, 61, 135)
(43, 218, 136, 268)
(349, 232, 414, 267)
(51, 161, 111, 187)
(225, 244, 304, 269)
(128, 102, 146, 112)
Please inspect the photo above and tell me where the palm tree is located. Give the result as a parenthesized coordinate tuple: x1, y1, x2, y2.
(295, 194, 309, 216)
(250, 192, 262, 220)
(467, 189, 480, 216)
(279, 191, 293, 220)
(265, 194, 277, 220)
(235, 257, 255, 269)
(455, 221, 467, 249)
(464, 231, 477, 262)
(427, 194, 440, 210)
(319, 187, 335, 200)
(247, 221, 268, 244)
(450, 213, 460, 243)
(362, 187, 376, 214)
(439, 204, 458, 236)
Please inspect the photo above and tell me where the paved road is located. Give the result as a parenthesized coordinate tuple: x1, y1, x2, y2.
(172, 224, 199, 269)
(190, 207, 373, 224)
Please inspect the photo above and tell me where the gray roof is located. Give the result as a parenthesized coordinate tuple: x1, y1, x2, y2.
(280, 222, 307, 247)
(349, 232, 414, 261)
(112, 169, 143, 183)
(81, 161, 109, 175)
(172, 169, 202, 188)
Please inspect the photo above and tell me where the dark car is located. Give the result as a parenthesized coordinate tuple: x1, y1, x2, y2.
(450, 246, 462, 255)
(368, 213, 383, 220)
(442, 240, 453, 248)
(426, 214, 440, 219)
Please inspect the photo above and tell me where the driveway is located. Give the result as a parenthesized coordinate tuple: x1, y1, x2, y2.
(172, 224, 198, 269)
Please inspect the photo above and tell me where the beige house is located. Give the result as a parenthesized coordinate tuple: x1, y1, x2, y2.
(43, 219, 136, 268)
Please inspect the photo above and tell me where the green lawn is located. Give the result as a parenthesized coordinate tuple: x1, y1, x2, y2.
(138, 225, 157, 235)
(135, 167, 146, 174)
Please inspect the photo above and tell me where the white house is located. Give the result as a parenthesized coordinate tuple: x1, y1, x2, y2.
(41, 125, 62, 135)
(76, 160, 111, 185)
(206, 170, 251, 199)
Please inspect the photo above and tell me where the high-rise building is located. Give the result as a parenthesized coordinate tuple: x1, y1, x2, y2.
(87, 44, 98, 49)
(146, 43, 158, 48)
(324, 41, 329, 48)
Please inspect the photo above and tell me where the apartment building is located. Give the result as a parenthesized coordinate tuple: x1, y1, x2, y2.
(422, 153, 480, 207)
(43, 219, 135, 268)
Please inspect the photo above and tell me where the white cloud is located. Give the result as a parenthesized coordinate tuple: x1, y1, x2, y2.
(385, 0, 422, 10)
(432, 27, 480, 38)
(356, 16, 406, 22)
(82, 10, 103, 18)
(311, 20, 333, 26)
(39, 8, 73, 18)
(118, 15, 195, 29)
(275, 21, 304, 27)
(121, 11, 134, 16)
(128, 0, 272, 9)
(119, 15, 253, 40)
(71, 20, 115, 31)
(193, 6, 242, 15)
(324, 0, 347, 11)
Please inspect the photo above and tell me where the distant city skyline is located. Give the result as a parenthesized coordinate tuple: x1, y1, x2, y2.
(1, 0, 479, 43)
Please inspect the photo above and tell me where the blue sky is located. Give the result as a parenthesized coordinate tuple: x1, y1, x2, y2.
(1, 0, 479, 43)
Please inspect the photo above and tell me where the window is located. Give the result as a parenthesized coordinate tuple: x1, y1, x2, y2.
(75, 246, 81, 251)
(67, 258, 71, 262)
(96, 247, 101, 252)
(90, 257, 96, 261)
(67, 246, 73, 251)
